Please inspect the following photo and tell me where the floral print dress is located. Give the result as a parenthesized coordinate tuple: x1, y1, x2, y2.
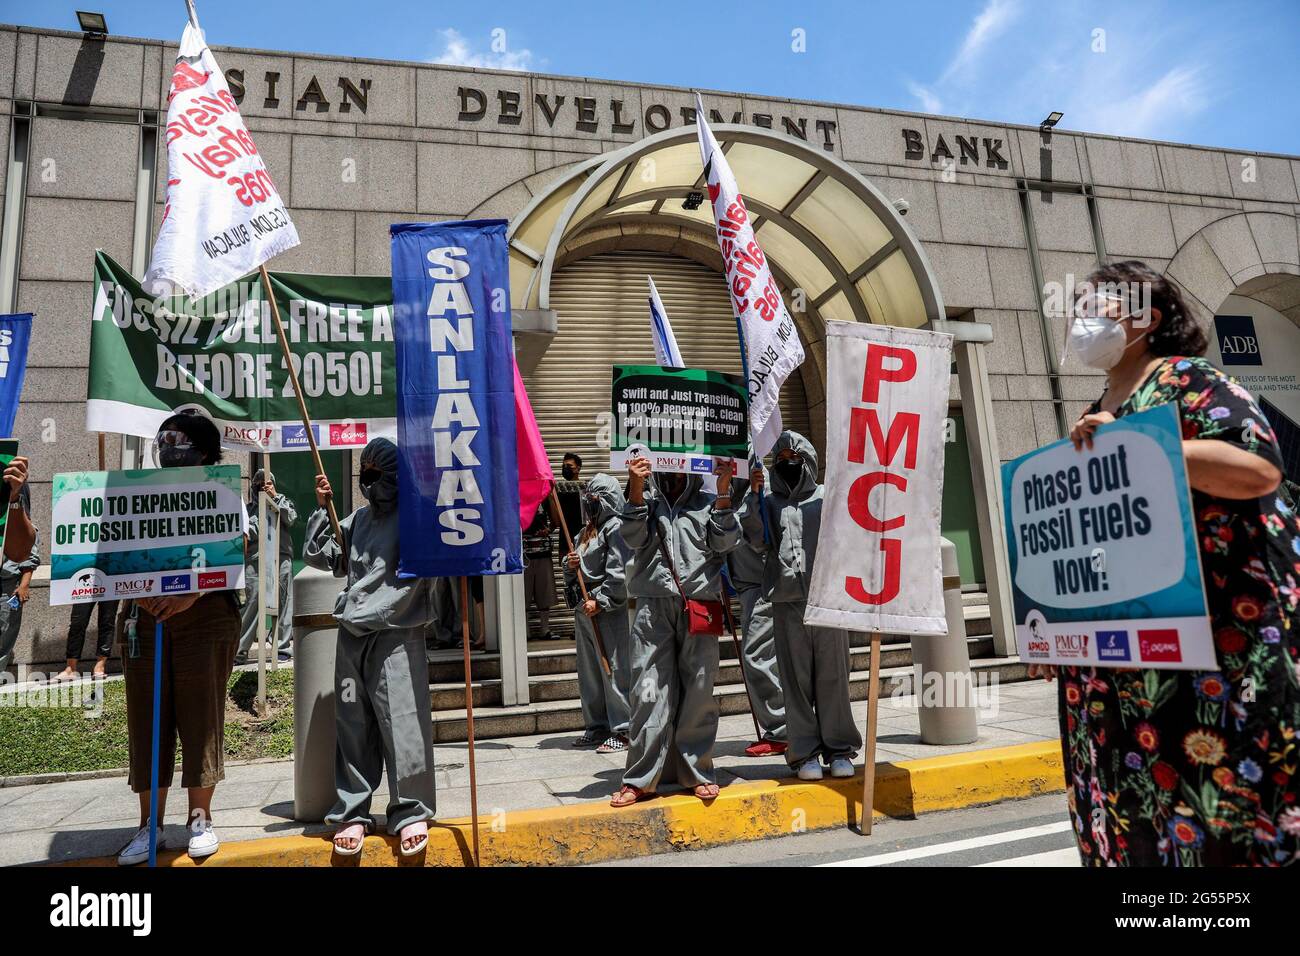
(1060, 356, 1300, 866)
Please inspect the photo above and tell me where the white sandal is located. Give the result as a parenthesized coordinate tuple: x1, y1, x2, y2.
(332, 822, 369, 857)
(398, 820, 429, 857)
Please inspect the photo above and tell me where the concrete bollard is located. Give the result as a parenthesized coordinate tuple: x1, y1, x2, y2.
(910, 537, 979, 745)
(292, 565, 342, 822)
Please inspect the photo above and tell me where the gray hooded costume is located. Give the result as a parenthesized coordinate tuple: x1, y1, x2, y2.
(618, 472, 740, 792)
(563, 474, 632, 739)
(238, 470, 298, 661)
(303, 437, 437, 834)
(727, 471, 786, 744)
(739, 431, 860, 769)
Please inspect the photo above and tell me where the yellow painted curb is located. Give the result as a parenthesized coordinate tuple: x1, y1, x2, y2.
(53, 740, 1064, 868)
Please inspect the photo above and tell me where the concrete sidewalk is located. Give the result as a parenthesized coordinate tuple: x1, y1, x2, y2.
(0, 679, 1061, 866)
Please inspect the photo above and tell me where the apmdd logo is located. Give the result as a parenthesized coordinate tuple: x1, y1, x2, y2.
(1139, 628, 1182, 662)
(1214, 315, 1262, 367)
(281, 423, 320, 449)
(1096, 629, 1131, 661)
(198, 571, 227, 590)
(70, 569, 108, 601)
(160, 574, 191, 593)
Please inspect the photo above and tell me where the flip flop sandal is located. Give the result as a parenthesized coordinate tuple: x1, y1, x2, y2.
(573, 731, 603, 748)
(693, 784, 720, 801)
(610, 785, 650, 808)
(398, 821, 429, 857)
(332, 822, 370, 857)
(596, 735, 628, 754)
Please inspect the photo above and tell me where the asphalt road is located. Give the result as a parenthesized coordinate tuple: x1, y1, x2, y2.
(595, 793, 1080, 867)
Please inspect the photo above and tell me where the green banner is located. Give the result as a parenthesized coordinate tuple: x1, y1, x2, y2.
(88, 251, 397, 452)
(609, 364, 747, 476)
(49, 464, 245, 605)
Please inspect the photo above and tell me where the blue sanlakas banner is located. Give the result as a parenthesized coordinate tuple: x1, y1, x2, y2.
(0, 313, 32, 437)
(390, 219, 521, 577)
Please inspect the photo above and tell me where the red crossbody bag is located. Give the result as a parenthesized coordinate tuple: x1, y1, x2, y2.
(653, 520, 724, 636)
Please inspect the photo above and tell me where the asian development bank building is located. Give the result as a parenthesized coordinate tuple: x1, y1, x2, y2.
(2, 24, 1299, 731)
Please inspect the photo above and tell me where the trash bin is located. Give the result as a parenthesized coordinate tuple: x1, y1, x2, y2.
(909, 537, 979, 745)
(292, 565, 341, 821)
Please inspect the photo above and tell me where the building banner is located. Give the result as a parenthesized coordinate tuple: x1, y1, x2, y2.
(805, 322, 952, 635)
(390, 219, 522, 578)
(695, 94, 805, 459)
(609, 364, 748, 476)
(49, 464, 247, 606)
(1001, 403, 1214, 670)
(0, 313, 32, 437)
(88, 251, 396, 453)
(144, 12, 299, 299)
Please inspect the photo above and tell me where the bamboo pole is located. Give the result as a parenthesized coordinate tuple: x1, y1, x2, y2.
(549, 486, 610, 675)
(460, 576, 481, 867)
(257, 264, 342, 543)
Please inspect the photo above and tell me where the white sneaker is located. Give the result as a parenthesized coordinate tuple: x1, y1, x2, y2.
(830, 757, 856, 778)
(796, 758, 824, 781)
(188, 822, 220, 860)
(117, 826, 165, 866)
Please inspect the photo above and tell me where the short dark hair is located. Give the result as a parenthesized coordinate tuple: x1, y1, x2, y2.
(1083, 259, 1208, 358)
(158, 411, 223, 465)
(563, 452, 582, 466)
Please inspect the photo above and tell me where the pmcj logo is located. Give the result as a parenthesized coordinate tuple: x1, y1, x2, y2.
(1096, 629, 1131, 661)
(1215, 315, 1262, 366)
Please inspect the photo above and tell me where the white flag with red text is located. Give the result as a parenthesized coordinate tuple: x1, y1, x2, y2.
(695, 94, 804, 459)
(805, 322, 953, 635)
(145, 12, 298, 299)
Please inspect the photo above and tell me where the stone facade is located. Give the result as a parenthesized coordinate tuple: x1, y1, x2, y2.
(1, 24, 1299, 668)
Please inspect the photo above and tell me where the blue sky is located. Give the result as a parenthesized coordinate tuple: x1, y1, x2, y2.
(4, 0, 1298, 154)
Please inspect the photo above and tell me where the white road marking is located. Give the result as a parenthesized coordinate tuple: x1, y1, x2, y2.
(977, 847, 1079, 867)
(818, 820, 1074, 867)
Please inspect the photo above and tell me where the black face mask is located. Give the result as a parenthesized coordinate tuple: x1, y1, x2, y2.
(360, 467, 383, 488)
(658, 474, 687, 501)
(159, 445, 204, 468)
(562, 464, 577, 480)
(775, 459, 804, 487)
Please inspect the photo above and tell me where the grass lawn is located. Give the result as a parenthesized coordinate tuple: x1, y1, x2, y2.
(0, 668, 295, 778)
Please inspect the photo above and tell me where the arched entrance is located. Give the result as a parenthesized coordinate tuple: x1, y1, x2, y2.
(1166, 210, 1300, 479)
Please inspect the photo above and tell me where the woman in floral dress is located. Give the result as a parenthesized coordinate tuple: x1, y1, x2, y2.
(1038, 260, 1300, 867)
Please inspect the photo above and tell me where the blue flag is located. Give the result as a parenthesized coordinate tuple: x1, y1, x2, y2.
(390, 220, 521, 578)
(0, 313, 32, 437)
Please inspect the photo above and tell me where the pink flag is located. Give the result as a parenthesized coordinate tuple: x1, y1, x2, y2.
(513, 354, 554, 528)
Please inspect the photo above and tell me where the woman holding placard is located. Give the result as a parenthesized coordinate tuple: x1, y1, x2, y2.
(116, 412, 242, 865)
(1043, 260, 1300, 867)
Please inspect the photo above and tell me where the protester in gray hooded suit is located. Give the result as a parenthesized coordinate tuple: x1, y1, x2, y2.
(236, 469, 298, 664)
(303, 437, 437, 858)
(564, 473, 632, 754)
(611, 456, 738, 807)
(726, 470, 788, 757)
(739, 431, 860, 782)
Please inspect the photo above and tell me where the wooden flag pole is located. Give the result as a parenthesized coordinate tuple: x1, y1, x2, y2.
(858, 632, 883, 835)
(97, 433, 106, 471)
(720, 596, 762, 742)
(459, 576, 481, 867)
(258, 265, 342, 543)
(549, 487, 610, 675)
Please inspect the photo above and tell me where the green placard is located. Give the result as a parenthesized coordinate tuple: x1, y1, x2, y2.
(609, 364, 747, 475)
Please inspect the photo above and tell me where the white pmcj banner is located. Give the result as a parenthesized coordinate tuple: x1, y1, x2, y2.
(805, 322, 953, 635)
(144, 11, 299, 299)
(695, 94, 804, 459)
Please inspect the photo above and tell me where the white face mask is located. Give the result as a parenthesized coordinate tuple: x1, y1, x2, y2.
(1068, 313, 1132, 370)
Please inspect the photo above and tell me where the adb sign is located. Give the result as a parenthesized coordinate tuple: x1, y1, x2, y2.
(1214, 315, 1262, 367)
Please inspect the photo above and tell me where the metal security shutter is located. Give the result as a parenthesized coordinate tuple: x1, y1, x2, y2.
(530, 250, 811, 475)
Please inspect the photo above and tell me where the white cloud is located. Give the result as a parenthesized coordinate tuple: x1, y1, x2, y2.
(907, 81, 944, 115)
(431, 28, 535, 71)
(940, 0, 1021, 83)
(1079, 65, 1211, 138)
